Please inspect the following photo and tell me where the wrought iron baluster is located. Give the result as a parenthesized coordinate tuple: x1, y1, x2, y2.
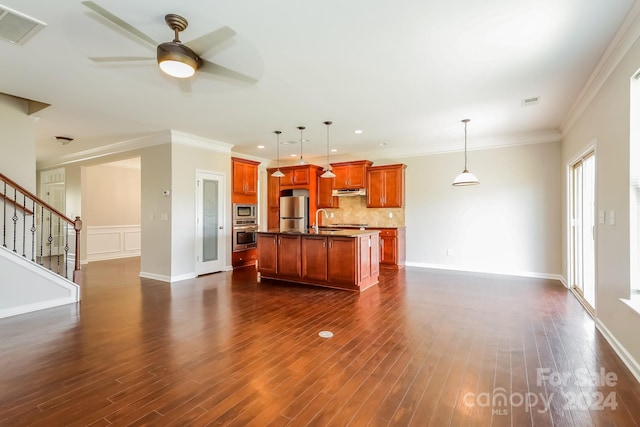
(64, 221, 70, 279)
(56, 216, 61, 274)
(39, 205, 44, 265)
(2, 181, 6, 248)
(48, 209, 53, 269)
(22, 193, 27, 257)
(30, 199, 36, 262)
(12, 187, 18, 252)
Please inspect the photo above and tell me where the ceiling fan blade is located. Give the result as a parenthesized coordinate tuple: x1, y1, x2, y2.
(82, 1, 158, 48)
(185, 26, 236, 56)
(199, 59, 258, 84)
(89, 56, 154, 62)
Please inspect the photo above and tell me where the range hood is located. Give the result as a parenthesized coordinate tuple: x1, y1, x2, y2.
(332, 188, 366, 197)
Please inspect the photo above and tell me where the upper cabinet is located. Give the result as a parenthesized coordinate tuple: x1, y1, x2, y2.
(232, 157, 260, 203)
(279, 166, 311, 187)
(366, 164, 406, 208)
(316, 169, 338, 209)
(331, 160, 372, 189)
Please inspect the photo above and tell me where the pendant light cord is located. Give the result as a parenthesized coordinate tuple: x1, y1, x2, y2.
(462, 118, 470, 171)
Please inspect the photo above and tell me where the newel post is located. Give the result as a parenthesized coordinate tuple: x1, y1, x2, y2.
(73, 216, 83, 285)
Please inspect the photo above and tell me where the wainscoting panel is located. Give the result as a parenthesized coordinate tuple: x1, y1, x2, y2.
(87, 225, 141, 261)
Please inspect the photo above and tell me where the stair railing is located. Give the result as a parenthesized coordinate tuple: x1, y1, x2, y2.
(0, 172, 82, 285)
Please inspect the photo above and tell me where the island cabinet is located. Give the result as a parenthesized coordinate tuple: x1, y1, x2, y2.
(366, 164, 406, 208)
(257, 230, 379, 291)
(331, 160, 372, 189)
(232, 157, 259, 203)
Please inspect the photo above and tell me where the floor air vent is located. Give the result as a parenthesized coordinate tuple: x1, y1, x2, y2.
(0, 5, 46, 45)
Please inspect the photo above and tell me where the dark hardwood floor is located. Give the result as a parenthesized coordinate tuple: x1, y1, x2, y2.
(1, 258, 639, 426)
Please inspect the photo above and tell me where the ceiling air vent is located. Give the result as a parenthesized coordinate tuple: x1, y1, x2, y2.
(521, 97, 540, 107)
(0, 5, 46, 45)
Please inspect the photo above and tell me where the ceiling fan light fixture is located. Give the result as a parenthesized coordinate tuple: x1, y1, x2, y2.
(157, 42, 199, 78)
(452, 118, 479, 186)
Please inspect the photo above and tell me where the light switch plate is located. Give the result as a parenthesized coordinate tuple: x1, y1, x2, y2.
(598, 210, 606, 224)
(609, 210, 616, 226)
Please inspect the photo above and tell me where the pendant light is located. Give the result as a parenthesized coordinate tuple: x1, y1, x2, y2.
(452, 119, 479, 186)
(297, 126, 307, 165)
(271, 130, 285, 178)
(321, 121, 336, 178)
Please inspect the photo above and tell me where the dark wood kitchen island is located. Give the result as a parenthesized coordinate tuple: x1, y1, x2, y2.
(256, 229, 380, 291)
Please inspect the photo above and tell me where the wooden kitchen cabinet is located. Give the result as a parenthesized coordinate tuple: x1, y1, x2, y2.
(257, 234, 278, 275)
(232, 157, 259, 203)
(327, 237, 357, 286)
(331, 160, 372, 189)
(257, 231, 379, 291)
(366, 164, 406, 208)
(316, 170, 338, 208)
(232, 248, 257, 268)
(370, 227, 406, 269)
(277, 234, 302, 278)
(302, 236, 328, 281)
(279, 166, 310, 187)
(267, 172, 280, 208)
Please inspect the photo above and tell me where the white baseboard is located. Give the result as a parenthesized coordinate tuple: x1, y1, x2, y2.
(138, 271, 197, 283)
(595, 319, 640, 384)
(405, 262, 565, 282)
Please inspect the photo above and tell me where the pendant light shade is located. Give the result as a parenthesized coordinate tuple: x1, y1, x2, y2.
(321, 120, 336, 178)
(452, 119, 479, 186)
(271, 130, 285, 178)
(297, 126, 307, 165)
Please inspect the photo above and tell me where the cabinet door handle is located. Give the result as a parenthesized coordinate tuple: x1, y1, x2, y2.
(323, 240, 326, 248)
(329, 240, 332, 249)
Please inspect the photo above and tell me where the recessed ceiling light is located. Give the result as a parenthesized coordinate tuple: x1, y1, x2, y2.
(330, 148, 338, 152)
(257, 145, 265, 149)
(290, 153, 297, 157)
(354, 130, 363, 134)
(378, 142, 387, 146)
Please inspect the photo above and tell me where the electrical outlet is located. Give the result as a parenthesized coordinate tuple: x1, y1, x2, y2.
(388, 212, 393, 218)
(447, 248, 454, 256)
(330, 212, 334, 218)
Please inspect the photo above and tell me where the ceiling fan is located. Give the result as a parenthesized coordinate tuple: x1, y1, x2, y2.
(81, 1, 257, 84)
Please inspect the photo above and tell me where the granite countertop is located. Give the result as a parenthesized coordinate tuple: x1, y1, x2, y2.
(259, 228, 379, 237)
(319, 225, 406, 230)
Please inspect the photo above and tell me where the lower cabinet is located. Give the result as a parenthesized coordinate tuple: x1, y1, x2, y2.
(369, 227, 406, 269)
(257, 232, 379, 291)
(302, 236, 328, 281)
(232, 248, 257, 268)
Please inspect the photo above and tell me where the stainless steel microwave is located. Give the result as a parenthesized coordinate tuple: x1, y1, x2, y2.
(233, 203, 256, 220)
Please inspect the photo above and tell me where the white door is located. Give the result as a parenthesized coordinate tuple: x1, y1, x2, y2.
(570, 151, 596, 311)
(41, 175, 66, 257)
(196, 171, 225, 275)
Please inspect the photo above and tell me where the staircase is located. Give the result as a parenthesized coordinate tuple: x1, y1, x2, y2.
(0, 172, 81, 319)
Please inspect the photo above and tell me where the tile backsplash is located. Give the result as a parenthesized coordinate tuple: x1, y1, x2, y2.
(322, 196, 405, 227)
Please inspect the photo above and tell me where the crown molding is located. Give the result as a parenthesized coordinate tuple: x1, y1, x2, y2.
(560, 1, 640, 134)
(37, 130, 237, 169)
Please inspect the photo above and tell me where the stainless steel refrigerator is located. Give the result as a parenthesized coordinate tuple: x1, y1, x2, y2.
(279, 196, 308, 231)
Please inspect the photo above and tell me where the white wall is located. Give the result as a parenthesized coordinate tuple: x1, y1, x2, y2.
(0, 94, 36, 191)
(0, 246, 79, 319)
(402, 141, 562, 279)
(170, 142, 232, 279)
(561, 29, 640, 377)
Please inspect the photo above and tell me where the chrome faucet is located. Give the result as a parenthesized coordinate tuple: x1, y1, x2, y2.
(315, 209, 328, 233)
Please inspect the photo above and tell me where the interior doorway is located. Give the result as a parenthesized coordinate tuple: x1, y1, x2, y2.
(570, 150, 596, 312)
(195, 170, 225, 275)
